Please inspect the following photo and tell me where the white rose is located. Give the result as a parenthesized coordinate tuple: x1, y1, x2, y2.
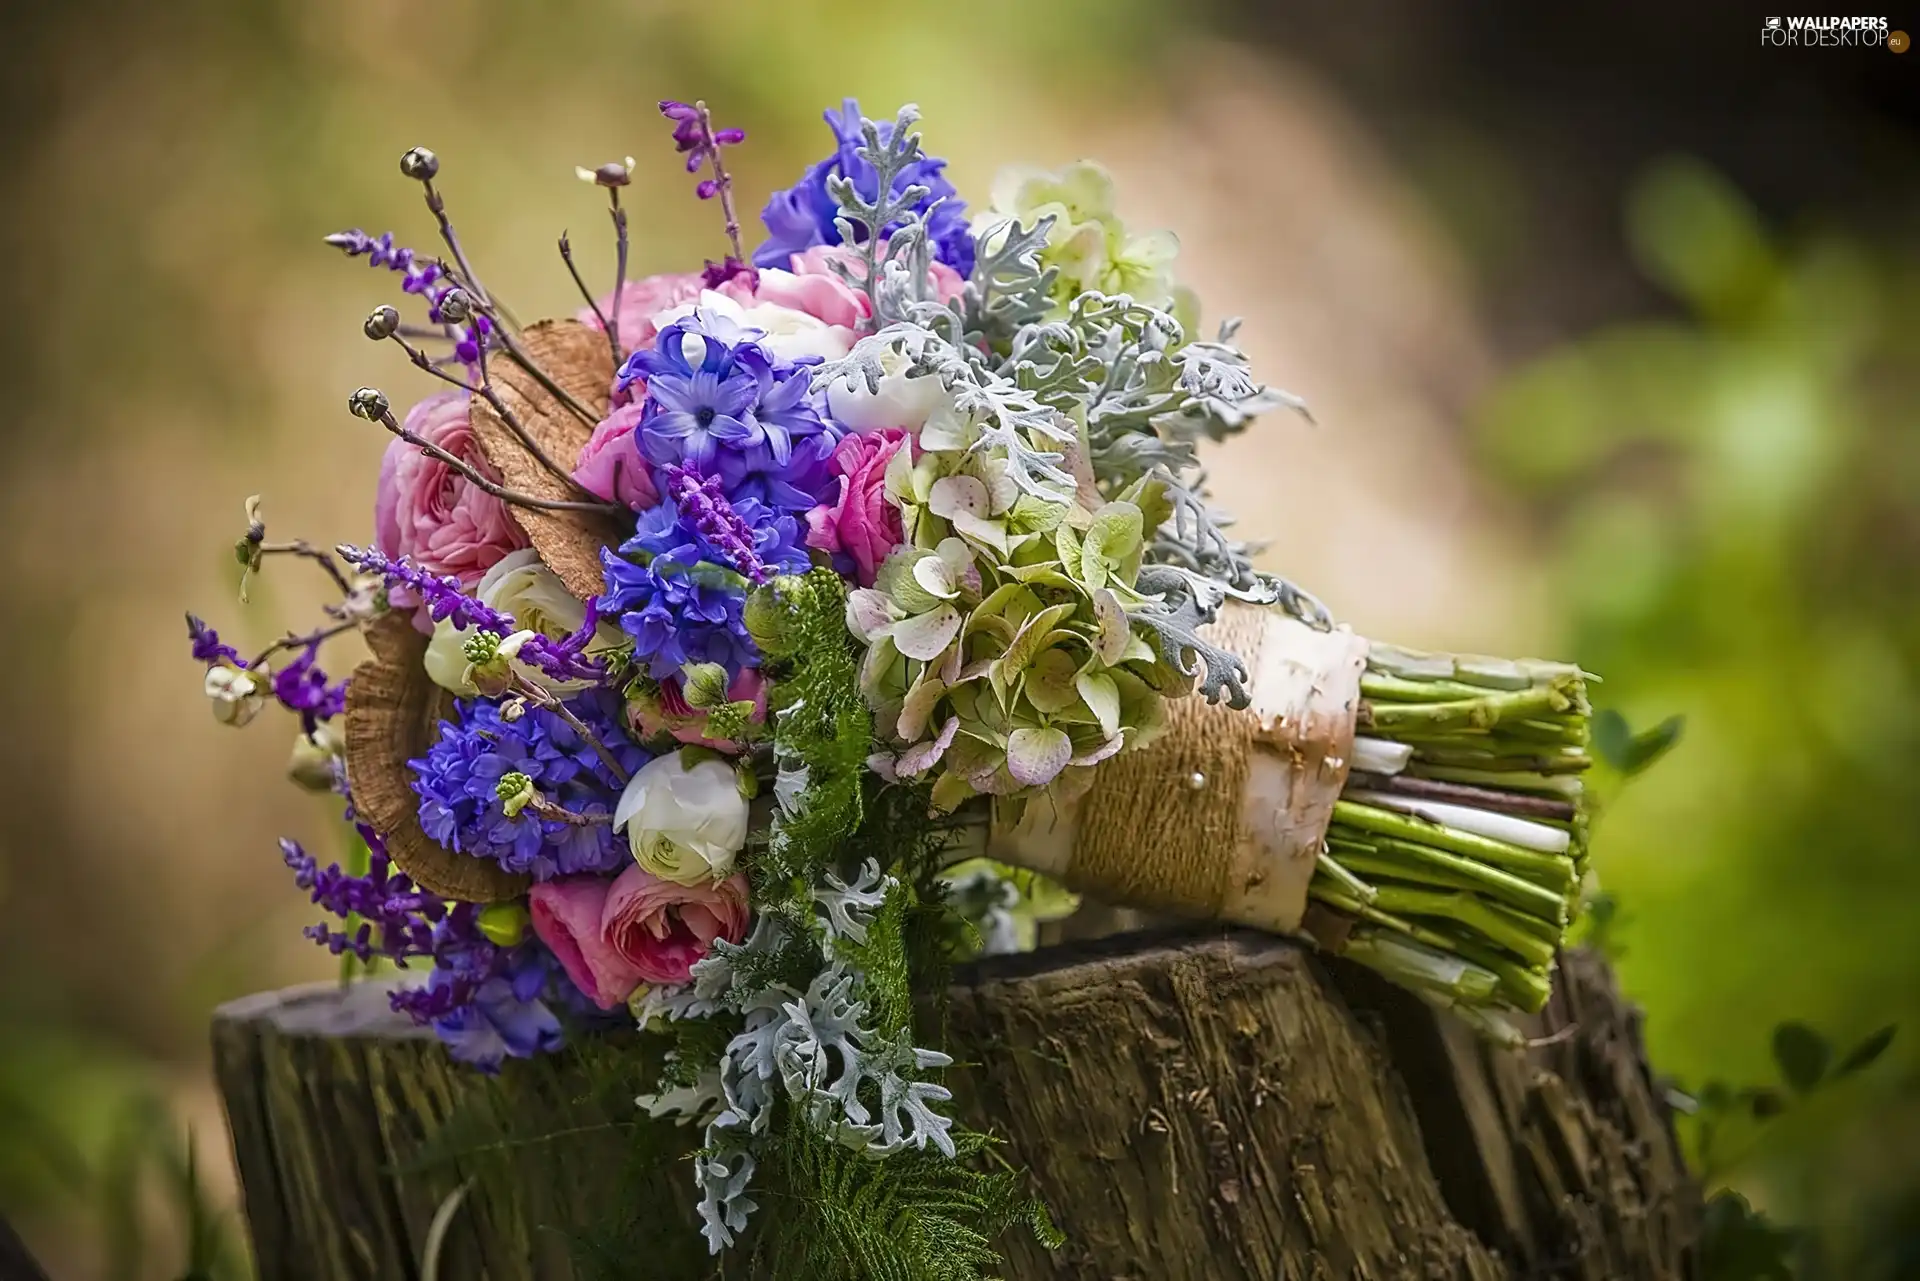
(204, 665, 264, 727)
(613, 751, 750, 885)
(424, 549, 623, 696)
(826, 343, 950, 434)
(653, 291, 852, 365)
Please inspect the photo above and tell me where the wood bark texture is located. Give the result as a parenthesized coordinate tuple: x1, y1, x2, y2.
(212, 930, 1696, 1280)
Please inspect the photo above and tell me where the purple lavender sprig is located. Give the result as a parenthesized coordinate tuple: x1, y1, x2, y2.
(386, 903, 567, 1071)
(516, 597, 611, 683)
(337, 544, 615, 685)
(282, 829, 442, 963)
(187, 614, 241, 666)
(273, 644, 348, 723)
(662, 465, 771, 584)
(659, 100, 751, 284)
(336, 544, 518, 634)
(324, 229, 493, 366)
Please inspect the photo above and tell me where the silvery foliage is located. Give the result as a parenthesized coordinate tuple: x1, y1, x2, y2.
(636, 860, 957, 1253)
(813, 859, 891, 943)
(820, 103, 944, 332)
(817, 321, 1080, 502)
(765, 694, 812, 863)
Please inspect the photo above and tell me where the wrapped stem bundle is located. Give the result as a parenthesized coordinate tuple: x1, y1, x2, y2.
(990, 605, 1590, 1032)
(1320, 643, 1589, 1022)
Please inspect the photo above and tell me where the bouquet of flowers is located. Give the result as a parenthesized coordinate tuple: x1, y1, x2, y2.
(187, 96, 1593, 1270)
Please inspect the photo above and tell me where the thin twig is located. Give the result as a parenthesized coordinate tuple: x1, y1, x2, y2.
(463, 301, 602, 431)
(608, 189, 628, 361)
(526, 796, 613, 827)
(696, 101, 746, 265)
(249, 618, 360, 670)
(559, 232, 614, 361)
(517, 678, 632, 785)
(254, 541, 355, 596)
(371, 406, 620, 516)
(385, 334, 600, 500)
(420, 178, 491, 310)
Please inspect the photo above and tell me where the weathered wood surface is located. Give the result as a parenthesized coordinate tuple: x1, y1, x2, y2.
(212, 929, 1697, 1280)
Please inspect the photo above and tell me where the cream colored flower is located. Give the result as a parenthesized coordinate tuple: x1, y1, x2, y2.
(424, 549, 623, 696)
(204, 664, 264, 727)
(613, 751, 750, 885)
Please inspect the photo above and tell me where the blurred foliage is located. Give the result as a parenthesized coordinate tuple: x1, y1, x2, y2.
(1, 1038, 244, 1280)
(1478, 157, 1920, 1276)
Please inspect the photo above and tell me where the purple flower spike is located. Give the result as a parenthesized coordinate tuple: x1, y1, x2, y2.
(186, 614, 241, 666)
(662, 465, 770, 584)
(282, 831, 442, 964)
(273, 645, 348, 722)
(656, 98, 751, 280)
(336, 545, 519, 635)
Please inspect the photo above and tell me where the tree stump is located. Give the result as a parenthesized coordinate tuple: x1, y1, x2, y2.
(211, 928, 1697, 1280)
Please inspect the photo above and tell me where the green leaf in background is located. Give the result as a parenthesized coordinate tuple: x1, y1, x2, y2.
(1771, 1022, 1831, 1095)
(1836, 1026, 1897, 1078)
(1591, 709, 1685, 777)
(1698, 1190, 1797, 1281)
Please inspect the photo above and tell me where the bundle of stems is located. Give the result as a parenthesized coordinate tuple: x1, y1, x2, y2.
(1312, 643, 1591, 1029)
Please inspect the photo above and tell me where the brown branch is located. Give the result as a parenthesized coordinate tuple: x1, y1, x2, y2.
(559, 232, 615, 363)
(369, 406, 621, 517)
(526, 796, 613, 827)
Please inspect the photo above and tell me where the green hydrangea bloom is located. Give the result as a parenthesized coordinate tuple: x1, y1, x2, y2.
(848, 419, 1179, 810)
(977, 160, 1199, 327)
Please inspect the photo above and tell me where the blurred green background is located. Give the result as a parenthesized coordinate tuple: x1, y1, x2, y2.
(0, 2, 1914, 1276)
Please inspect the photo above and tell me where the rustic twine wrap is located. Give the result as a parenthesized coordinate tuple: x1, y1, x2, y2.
(468, 317, 624, 602)
(992, 601, 1369, 934)
(344, 612, 530, 903)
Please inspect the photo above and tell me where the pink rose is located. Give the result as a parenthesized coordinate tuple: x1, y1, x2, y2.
(529, 876, 646, 1010)
(806, 428, 909, 585)
(602, 864, 751, 985)
(374, 390, 528, 618)
(629, 670, 768, 750)
(572, 402, 660, 511)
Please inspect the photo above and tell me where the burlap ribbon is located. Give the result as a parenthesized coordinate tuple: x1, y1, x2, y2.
(992, 602, 1369, 933)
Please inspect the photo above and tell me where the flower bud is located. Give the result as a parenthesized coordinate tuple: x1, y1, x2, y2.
(204, 664, 264, 728)
(399, 146, 439, 181)
(436, 288, 473, 324)
(363, 305, 401, 341)
(287, 728, 342, 791)
(575, 157, 635, 188)
(349, 387, 390, 421)
(495, 770, 538, 819)
(741, 583, 793, 658)
(476, 902, 531, 947)
(680, 662, 731, 709)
